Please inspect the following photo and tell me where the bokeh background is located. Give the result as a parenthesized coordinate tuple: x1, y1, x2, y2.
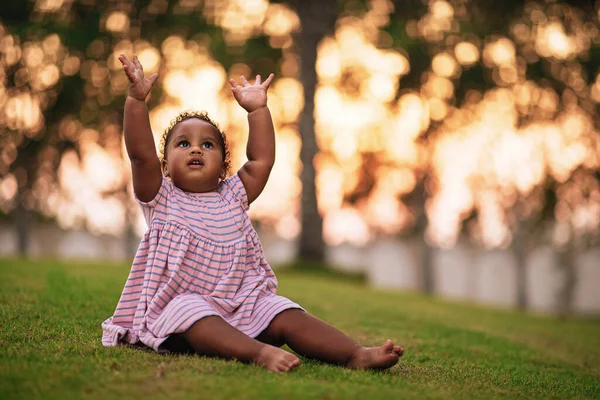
(1, 0, 599, 315)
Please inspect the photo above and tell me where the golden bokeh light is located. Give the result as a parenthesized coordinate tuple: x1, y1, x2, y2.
(418, 0, 454, 42)
(263, 3, 299, 37)
(483, 37, 516, 67)
(4, 92, 44, 134)
(106, 11, 130, 33)
(23, 44, 45, 68)
(536, 22, 575, 59)
(62, 55, 80, 76)
(270, 78, 304, 123)
(1, 35, 22, 66)
(137, 47, 161, 74)
(34, 0, 65, 13)
(432, 52, 458, 77)
(431, 0, 454, 20)
(0, 174, 18, 208)
(203, 0, 269, 45)
(37, 64, 60, 89)
(454, 42, 479, 66)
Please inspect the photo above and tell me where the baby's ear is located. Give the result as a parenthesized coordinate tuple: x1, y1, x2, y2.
(161, 159, 169, 177)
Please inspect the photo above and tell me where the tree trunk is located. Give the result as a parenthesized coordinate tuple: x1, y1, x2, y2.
(511, 225, 528, 311)
(556, 244, 577, 318)
(420, 239, 434, 294)
(124, 207, 138, 259)
(294, 0, 336, 262)
(13, 199, 31, 257)
(515, 250, 528, 311)
(12, 150, 38, 258)
(406, 174, 435, 293)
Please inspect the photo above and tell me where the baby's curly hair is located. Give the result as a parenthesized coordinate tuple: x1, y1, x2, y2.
(160, 111, 231, 181)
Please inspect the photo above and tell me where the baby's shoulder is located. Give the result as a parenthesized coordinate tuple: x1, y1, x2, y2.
(218, 174, 249, 211)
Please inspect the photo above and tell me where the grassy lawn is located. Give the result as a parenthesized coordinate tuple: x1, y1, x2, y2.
(1, 257, 599, 399)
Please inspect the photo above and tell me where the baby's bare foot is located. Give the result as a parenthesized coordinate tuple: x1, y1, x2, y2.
(346, 339, 404, 370)
(255, 345, 301, 373)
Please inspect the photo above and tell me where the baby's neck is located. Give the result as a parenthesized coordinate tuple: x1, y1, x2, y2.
(172, 178, 220, 194)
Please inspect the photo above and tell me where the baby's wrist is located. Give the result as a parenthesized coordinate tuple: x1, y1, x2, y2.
(247, 106, 268, 115)
(126, 93, 146, 102)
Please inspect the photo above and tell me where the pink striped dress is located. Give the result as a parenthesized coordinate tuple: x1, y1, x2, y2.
(102, 174, 302, 352)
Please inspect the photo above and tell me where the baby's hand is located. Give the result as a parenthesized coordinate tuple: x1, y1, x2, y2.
(119, 54, 158, 101)
(229, 74, 274, 113)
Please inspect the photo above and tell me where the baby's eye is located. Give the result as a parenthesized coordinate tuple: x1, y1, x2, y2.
(178, 140, 190, 148)
(202, 142, 214, 149)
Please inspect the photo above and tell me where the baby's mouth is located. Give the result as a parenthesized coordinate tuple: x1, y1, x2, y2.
(187, 159, 204, 167)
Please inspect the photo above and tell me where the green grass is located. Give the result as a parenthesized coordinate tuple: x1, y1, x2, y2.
(1, 258, 599, 399)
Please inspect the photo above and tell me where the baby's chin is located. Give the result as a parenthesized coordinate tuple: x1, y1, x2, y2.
(172, 175, 221, 192)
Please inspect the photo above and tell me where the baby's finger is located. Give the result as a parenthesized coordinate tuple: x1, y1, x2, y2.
(133, 55, 143, 71)
(148, 73, 159, 87)
(125, 59, 139, 74)
(262, 73, 274, 89)
(118, 54, 133, 68)
(229, 79, 242, 89)
(255, 75, 261, 85)
(241, 75, 250, 86)
(123, 65, 136, 82)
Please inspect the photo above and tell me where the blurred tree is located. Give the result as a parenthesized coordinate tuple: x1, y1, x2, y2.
(468, 0, 599, 311)
(287, 0, 338, 262)
(553, 167, 599, 316)
(377, 0, 598, 301)
(0, 1, 88, 255)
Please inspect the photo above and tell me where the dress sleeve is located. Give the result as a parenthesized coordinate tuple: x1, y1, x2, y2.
(135, 176, 171, 226)
(218, 174, 249, 211)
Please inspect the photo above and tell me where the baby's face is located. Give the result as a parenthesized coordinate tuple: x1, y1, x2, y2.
(163, 119, 224, 193)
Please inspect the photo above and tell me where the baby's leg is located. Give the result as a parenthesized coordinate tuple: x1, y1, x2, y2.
(262, 309, 404, 370)
(181, 316, 300, 373)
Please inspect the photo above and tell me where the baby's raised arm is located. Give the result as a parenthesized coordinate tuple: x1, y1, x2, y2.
(229, 74, 276, 204)
(119, 54, 162, 202)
